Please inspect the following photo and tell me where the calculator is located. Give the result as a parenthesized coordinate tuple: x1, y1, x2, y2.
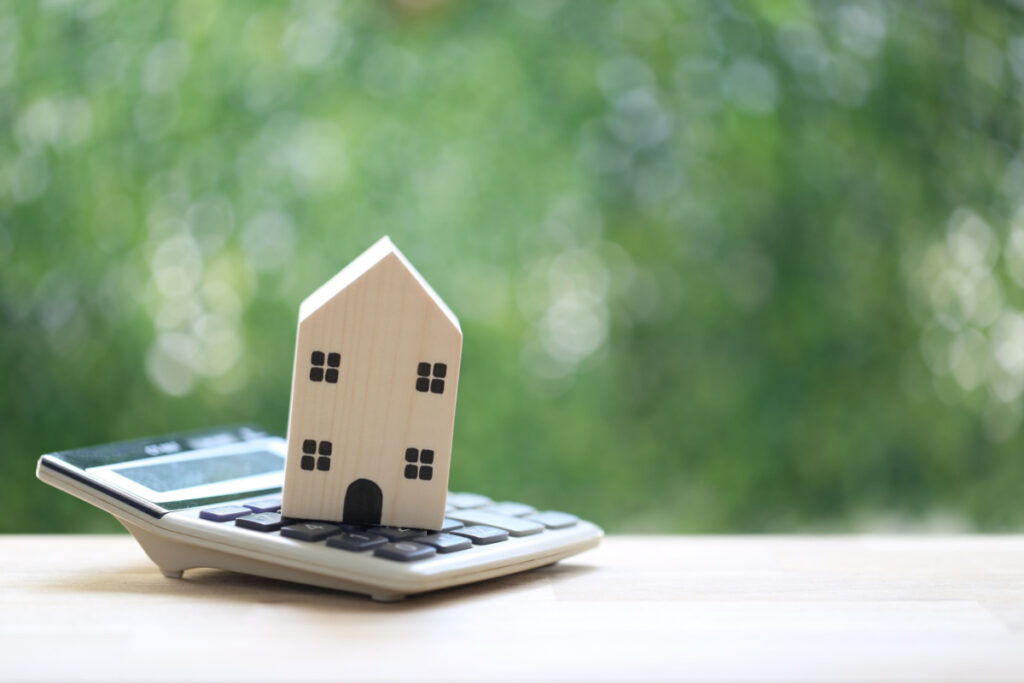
(35, 424, 603, 601)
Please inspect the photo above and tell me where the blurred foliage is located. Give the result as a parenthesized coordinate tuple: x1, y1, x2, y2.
(4, 0, 1024, 534)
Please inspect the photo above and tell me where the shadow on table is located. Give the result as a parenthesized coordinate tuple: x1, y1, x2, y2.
(47, 559, 598, 612)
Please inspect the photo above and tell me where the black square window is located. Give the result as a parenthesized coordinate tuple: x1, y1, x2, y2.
(309, 349, 340, 384)
(416, 360, 449, 394)
(301, 438, 333, 473)
(403, 447, 437, 482)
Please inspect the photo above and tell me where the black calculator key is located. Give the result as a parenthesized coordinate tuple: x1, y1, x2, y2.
(368, 526, 426, 541)
(374, 542, 436, 562)
(280, 522, 342, 542)
(527, 511, 579, 529)
(450, 525, 509, 545)
(440, 517, 464, 533)
(235, 512, 283, 532)
(327, 532, 389, 552)
(416, 533, 472, 553)
(243, 497, 282, 513)
(200, 505, 252, 522)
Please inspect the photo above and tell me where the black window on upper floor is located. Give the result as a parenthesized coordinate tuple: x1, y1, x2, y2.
(309, 350, 340, 383)
(300, 439, 333, 472)
(415, 362, 447, 394)
(403, 447, 434, 480)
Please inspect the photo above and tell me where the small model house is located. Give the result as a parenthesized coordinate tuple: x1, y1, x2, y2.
(281, 237, 462, 530)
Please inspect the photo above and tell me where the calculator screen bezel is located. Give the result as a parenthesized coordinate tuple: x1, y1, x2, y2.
(85, 438, 285, 504)
(39, 425, 284, 516)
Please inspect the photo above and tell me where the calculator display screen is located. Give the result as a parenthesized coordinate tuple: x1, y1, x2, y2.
(112, 450, 283, 493)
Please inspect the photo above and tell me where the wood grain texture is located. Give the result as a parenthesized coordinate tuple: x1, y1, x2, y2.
(281, 237, 461, 530)
(4, 534, 1024, 683)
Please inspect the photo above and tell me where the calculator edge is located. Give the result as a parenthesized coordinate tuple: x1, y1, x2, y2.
(36, 455, 603, 600)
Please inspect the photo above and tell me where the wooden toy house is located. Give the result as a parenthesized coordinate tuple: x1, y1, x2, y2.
(281, 237, 462, 530)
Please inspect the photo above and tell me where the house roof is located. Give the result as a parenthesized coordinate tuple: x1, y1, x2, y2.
(298, 236, 461, 331)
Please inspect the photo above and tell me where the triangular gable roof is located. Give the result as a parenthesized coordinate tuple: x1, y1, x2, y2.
(298, 236, 461, 331)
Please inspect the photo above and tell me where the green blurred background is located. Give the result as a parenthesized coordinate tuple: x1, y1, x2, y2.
(4, 0, 1024, 534)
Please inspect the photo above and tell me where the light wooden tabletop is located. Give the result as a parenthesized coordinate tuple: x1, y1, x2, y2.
(3, 534, 1024, 682)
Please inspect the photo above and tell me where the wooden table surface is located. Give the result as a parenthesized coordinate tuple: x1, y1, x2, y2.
(3, 534, 1024, 682)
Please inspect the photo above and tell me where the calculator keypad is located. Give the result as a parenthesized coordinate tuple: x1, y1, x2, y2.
(196, 493, 579, 563)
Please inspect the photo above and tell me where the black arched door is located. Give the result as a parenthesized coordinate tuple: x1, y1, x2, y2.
(343, 479, 383, 525)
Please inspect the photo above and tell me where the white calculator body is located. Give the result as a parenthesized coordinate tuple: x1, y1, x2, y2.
(36, 425, 602, 601)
